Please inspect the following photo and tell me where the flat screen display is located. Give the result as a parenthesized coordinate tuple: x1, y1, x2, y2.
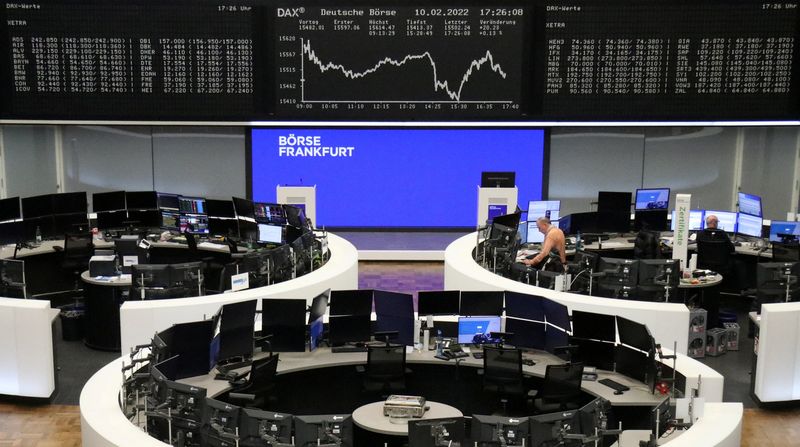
(251, 128, 546, 227)
(705, 210, 737, 233)
(257, 224, 283, 244)
(736, 213, 763, 238)
(635, 189, 670, 210)
(738, 192, 762, 217)
(670, 210, 704, 231)
(457, 316, 502, 345)
(770, 221, 800, 242)
(527, 200, 560, 224)
(0, 197, 21, 222)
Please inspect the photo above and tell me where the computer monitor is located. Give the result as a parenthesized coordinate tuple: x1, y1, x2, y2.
(502, 291, 544, 321)
(737, 213, 763, 238)
(254, 202, 288, 225)
(597, 258, 639, 288)
(157, 192, 180, 210)
(597, 191, 632, 233)
(527, 200, 561, 222)
(504, 318, 546, 350)
(570, 310, 615, 342)
(205, 199, 236, 219)
(202, 398, 240, 444)
(179, 214, 209, 235)
(471, 414, 529, 446)
(161, 380, 207, 422)
(168, 320, 214, 380)
(91, 191, 125, 213)
(705, 210, 737, 232)
(757, 261, 800, 303)
(239, 408, 293, 446)
(96, 210, 126, 230)
(544, 325, 570, 354)
(53, 192, 87, 215)
(635, 188, 670, 211)
(670, 210, 705, 231)
(21, 194, 54, 219)
(284, 205, 308, 228)
(308, 290, 330, 324)
(738, 192, 763, 217)
(0, 221, 23, 245)
(170, 261, 203, 289)
(261, 298, 307, 352)
(416, 290, 459, 316)
(329, 289, 373, 316)
(637, 259, 680, 288)
(615, 345, 653, 384)
(408, 417, 464, 447)
(125, 191, 158, 210)
(518, 221, 528, 244)
(616, 315, 654, 353)
(374, 290, 415, 346)
(212, 300, 256, 366)
(238, 219, 258, 242)
(126, 209, 161, 229)
(294, 415, 353, 447)
(179, 196, 206, 215)
(160, 210, 180, 231)
(457, 316, 502, 344)
(131, 264, 171, 288)
(649, 397, 673, 439)
(770, 221, 800, 242)
(542, 299, 570, 332)
(207, 217, 239, 238)
(232, 197, 256, 220)
(633, 210, 668, 231)
(526, 220, 544, 244)
(569, 337, 615, 371)
(0, 197, 21, 222)
(257, 223, 283, 244)
(54, 212, 90, 235)
(529, 409, 580, 447)
(481, 171, 515, 188)
(459, 291, 504, 316)
(309, 316, 324, 351)
(329, 315, 371, 346)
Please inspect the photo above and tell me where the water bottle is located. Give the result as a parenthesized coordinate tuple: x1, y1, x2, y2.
(435, 329, 443, 355)
(35, 226, 42, 244)
(576, 231, 582, 252)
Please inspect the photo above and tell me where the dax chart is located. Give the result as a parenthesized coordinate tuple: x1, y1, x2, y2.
(273, 5, 528, 119)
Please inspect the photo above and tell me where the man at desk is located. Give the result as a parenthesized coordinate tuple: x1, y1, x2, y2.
(695, 214, 735, 329)
(696, 214, 735, 253)
(522, 217, 567, 271)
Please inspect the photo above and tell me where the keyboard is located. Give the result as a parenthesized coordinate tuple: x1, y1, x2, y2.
(598, 378, 630, 392)
(332, 345, 368, 353)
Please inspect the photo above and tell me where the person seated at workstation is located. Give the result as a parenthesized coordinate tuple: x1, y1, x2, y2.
(695, 214, 735, 329)
(522, 217, 567, 272)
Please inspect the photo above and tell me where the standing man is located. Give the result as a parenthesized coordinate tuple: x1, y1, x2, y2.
(523, 217, 567, 271)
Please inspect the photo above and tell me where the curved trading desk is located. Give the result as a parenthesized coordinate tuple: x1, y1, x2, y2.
(118, 233, 358, 353)
(81, 344, 740, 447)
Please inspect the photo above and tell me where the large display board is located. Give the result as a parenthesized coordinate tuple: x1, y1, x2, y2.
(250, 128, 546, 227)
(2, 0, 798, 121)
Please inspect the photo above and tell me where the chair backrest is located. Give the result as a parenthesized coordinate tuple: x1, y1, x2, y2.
(483, 346, 523, 386)
(64, 232, 94, 260)
(538, 362, 584, 403)
(633, 230, 659, 260)
(366, 344, 406, 379)
(772, 242, 800, 262)
(696, 240, 730, 270)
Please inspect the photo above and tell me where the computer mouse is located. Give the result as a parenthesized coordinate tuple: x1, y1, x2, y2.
(614, 390, 624, 395)
(525, 254, 536, 260)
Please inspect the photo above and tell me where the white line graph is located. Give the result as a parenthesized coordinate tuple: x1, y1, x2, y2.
(299, 38, 513, 104)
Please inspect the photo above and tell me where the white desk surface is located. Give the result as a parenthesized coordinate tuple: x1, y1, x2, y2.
(180, 347, 665, 407)
(678, 274, 722, 289)
(352, 401, 462, 436)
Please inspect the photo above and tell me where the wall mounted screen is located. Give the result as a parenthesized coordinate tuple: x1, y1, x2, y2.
(250, 128, 546, 227)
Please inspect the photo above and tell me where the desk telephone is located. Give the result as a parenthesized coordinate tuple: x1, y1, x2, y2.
(435, 342, 469, 361)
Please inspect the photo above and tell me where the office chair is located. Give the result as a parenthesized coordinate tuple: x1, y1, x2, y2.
(772, 242, 800, 262)
(633, 230, 660, 259)
(482, 346, 525, 414)
(362, 344, 408, 397)
(529, 362, 584, 414)
(227, 354, 280, 408)
(696, 240, 732, 275)
(62, 232, 94, 292)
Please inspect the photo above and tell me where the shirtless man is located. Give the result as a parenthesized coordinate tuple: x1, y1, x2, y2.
(523, 217, 567, 270)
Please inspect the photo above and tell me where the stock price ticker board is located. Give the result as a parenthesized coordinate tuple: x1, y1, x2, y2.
(1, 0, 800, 122)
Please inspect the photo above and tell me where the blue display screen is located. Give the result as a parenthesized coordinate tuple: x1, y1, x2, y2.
(635, 188, 670, 210)
(251, 128, 546, 227)
(736, 213, 763, 238)
(770, 221, 800, 242)
(457, 316, 502, 344)
(738, 192, 762, 217)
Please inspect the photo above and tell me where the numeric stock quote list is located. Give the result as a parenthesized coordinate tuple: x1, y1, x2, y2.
(2, 0, 799, 121)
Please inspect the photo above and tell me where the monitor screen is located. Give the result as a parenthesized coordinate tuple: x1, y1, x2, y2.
(670, 210, 704, 231)
(417, 290, 460, 316)
(570, 337, 615, 371)
(570, 311, 615, 342)
(770, 221, 800, 242)
(92, 191, 126, 213)
(471, 415, 529, 446)
(157, 193, 180, 210)
(635, 188, 670, 210)
(504, 291, 544, 321)
(459, 291, 504, 316)
(21, 194, 54, 219)
(597, 191, 632, 214)
(616, 316, 654, 353)
(705, 210, 737, 232)
(261, 298, 307, 352)
(179, 214, 209, 235)
(53, 192, 87, 215)
(481, 171, 516, 188)
(329, 289, 373, 316)
(527, 200, 561, 221)
(737, 213, 763, 238)
(308, 290, 330, 324)
(329, 314, 371, 346)
(504, 318, 546, 350)
(542, 299, 570, 332)
(251, 128, 546, 227)
(257, 224, 283, 244)
(457, 316, 502, 344)
(160, 210, 180, 231)
(738, 192, 763, 217)
(254, 202, 288, 225)
(526, 221, 543, 244)
(615, 345, 651, 384)
(205, 199, 236, 218)
(233, 197, 255, 220)
(125, 191, 158, 210)
(179, 196, 206, 215)
(0, 197, 21, 222)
